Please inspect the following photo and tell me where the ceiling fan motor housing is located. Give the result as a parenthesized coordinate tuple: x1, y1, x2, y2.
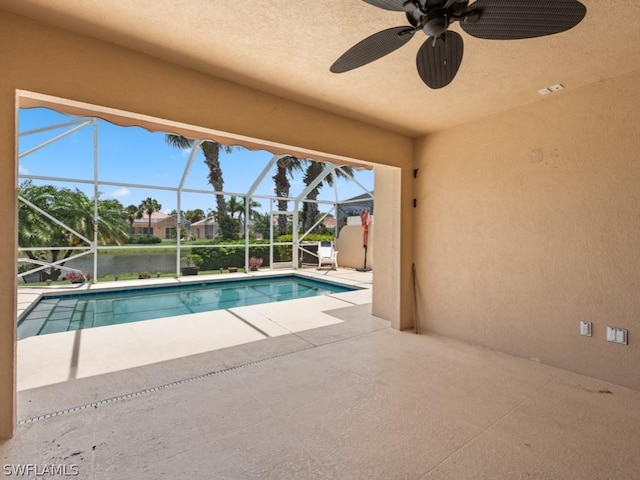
(423, 9, 449, 37)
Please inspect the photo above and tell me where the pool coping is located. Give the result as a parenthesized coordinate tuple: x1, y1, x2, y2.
(17, 268, 371, 319)
(17, 269, 368, 335)
(16, 268, 373, 391)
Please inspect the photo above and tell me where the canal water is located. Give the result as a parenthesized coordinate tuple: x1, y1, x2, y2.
(65, 253, 179, 277)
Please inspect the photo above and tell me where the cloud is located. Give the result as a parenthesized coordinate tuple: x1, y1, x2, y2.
(110, 187, 130, 198)
(18, 165, 29, 175)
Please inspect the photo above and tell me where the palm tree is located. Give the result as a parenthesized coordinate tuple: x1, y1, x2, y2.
(301, 162, 354, 234)
(272, 155, 303, 236)
(18, 181, 129, 279)
(92, 198, 131, 245)
(125, 204, 142, 233)
(18, 182, 58, 255)
(239, 197, 261, 223)
(165, 134, 233, 218)
(138, 197, 161, 236)
(238, 197, 262, 236)
(227, 195, 243, 219)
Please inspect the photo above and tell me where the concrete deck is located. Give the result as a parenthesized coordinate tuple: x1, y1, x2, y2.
(16, 269, 372, 391)
(6, 268, 640, 479)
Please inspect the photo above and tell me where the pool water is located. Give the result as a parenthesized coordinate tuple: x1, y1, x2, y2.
(18, 275, 357, 338)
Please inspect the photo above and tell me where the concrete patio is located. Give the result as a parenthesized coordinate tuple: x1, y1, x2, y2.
(4, 305, 640, 479)
(16, 268, 372, 391)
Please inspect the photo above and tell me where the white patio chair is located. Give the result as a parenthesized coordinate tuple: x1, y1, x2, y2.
(318, 241, 338, 269)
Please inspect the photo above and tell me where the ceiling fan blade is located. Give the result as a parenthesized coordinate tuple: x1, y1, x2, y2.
(416, 31, 464, 89)
(460, 0, 587, 40)
(331, 27, 415, 73)
(362, 0, 415, 12)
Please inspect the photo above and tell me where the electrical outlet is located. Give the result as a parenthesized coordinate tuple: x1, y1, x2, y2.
(580, 321, 592, 337)
(607, 326, 628, 345)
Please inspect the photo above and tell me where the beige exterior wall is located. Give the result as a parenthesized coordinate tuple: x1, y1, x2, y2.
(373, 165, 414, 331)
(0, 78, 17, 441)
(131, 218, 177, 239)
(335, 225, 374, 270)
(0, 11, 413, 437)
(414, 69, 640, 391)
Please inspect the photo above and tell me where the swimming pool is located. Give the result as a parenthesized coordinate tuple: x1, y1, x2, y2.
(18, 275, 358, 339)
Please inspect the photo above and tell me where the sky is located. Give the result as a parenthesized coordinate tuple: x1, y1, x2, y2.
(18, 107, 374, 216)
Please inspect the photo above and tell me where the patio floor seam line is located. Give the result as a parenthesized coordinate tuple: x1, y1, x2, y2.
(327, 295, 359, 306)
(17, 325, 389, 426)
(17, 345, 317, 426)
(226, 309, 271, 338)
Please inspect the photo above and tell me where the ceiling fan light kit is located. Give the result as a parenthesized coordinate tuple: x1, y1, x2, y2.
(330, 0, 587, 89)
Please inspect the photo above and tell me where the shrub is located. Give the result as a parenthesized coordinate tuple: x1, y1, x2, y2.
(182, 253, 203, 267)
(127, 235, 162, 244)
(18, 263, 36, 274)
(249, 257, 263, 268)
(197, 240, 269, 270)
(274, 234, 334, 262)
(66, 272, 90, 282)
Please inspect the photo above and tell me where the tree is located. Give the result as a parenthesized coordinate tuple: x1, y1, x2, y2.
(301, 162, 354, 233)
(253, 212, 272, 240)
(125, 204, 142, 233)
(272, 155, 303, 236)
(167, 209, 185, 218)
(18, 181, 129, 280)
(228, 196, 262, 222)
(239, 197, 261, 224)
(138, 197, 161, 235)
(217, 215, 240, 240)
(185, 208, 205, 224)
(226, 195, 243, 219)
(18, 182, 58, 253)
(165, 134, 233, 218)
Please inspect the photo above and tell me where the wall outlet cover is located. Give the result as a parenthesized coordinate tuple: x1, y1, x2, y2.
(607, 326, 628, 345)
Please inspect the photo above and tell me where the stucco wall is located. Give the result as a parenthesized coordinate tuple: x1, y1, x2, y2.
(336, 225, 374, 270)
(414, 69, 640, 390)
(0, 83, 17, 441)
(0, 11, 414, 438)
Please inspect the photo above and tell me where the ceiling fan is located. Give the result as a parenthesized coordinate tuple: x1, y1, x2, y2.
(330, 0, 587, 89)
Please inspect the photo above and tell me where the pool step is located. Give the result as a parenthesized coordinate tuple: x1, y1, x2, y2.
(17, 299, 60, 339)
(39, 298, 78, 335)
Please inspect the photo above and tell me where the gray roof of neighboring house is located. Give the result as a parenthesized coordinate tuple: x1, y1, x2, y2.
(337, 191, 374, 218)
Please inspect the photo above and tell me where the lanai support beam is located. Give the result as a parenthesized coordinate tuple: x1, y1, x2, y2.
(292, 162, 336, 268)
(176, 139, 204, 276)
(243, 154, 282, 270)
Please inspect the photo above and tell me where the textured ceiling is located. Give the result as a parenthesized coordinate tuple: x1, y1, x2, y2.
(3, 0, 640, 137)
